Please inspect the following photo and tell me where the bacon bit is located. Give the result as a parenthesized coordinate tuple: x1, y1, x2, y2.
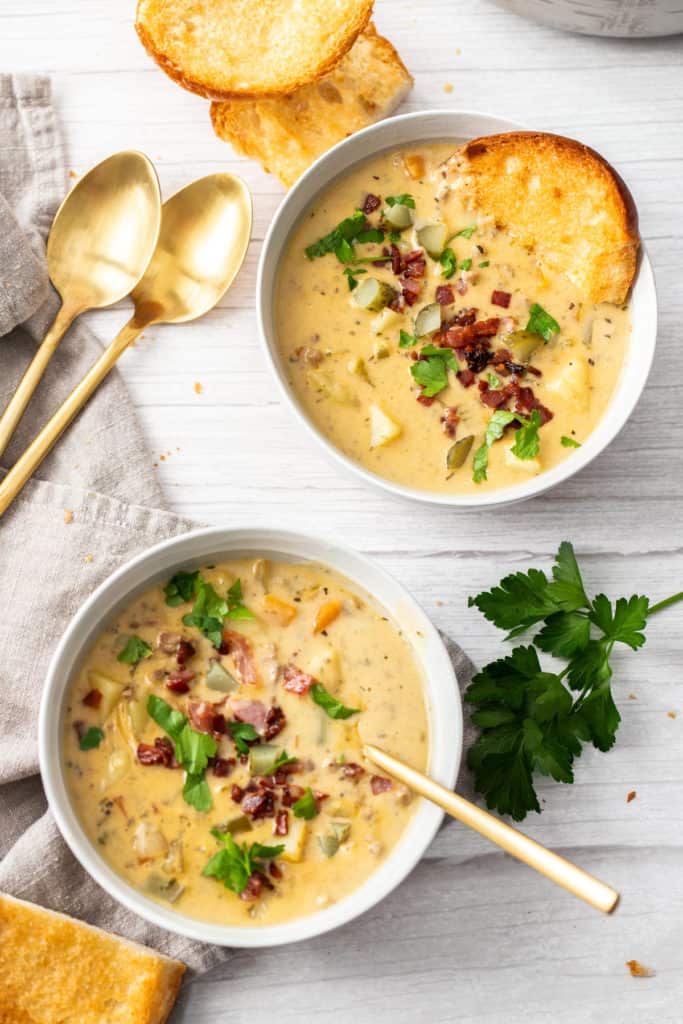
(274, 810, 289, 836)
(313, 790, 329, 807)
(72, 721, 86, 742)
(269, 860, 283, 880)
(390, 243, 403, 276)
(527, 365, 542, 378)
(401, 277, 422, 306)
(341, 762, 365, 781)
(440, 407, 459, 438)
(231, 784, 244, 803)
(283, 664, 317, 695)
(473, 317, 500, 337)
(627, 790, 637, 803)
(435, 285, 455, 306)
(82, 688, 102, 709)
(209, 756, 235, 777)
(416, 393, 435, 407)
(401, 251, 427, 279)
(221, 629, 259, 685)
(626, 960, 655, 978)
(491, 290, 511, 308)
(137, 737, 176, 768)
(511, 383, 554, 424)
(481, 388, 508, 409)
(457, 369, 476, 388)
(263, 704, 286, 740)
(188, 700, 226, 737)
(231, 699, 267, 734)
(449, 308, 478, 327)
(242, 789, 276, 819)
(455, 277, 468, 295)
(166, 669, 196, 694)
(281, 783, 305, 807)
(176, 639, 196, 665)
(370, 775, 393, 795)
(240, 873, 265, 902)
(157, 631, 181, 654)
(362, 193, 381, 214)
(273, 762, 302, 785)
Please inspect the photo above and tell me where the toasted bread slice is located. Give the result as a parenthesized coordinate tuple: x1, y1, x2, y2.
(0, 892, 185, 1024)
(441, 132, 639, 304)
(210, 24, 413, 187)
(135, 0, 374, 99)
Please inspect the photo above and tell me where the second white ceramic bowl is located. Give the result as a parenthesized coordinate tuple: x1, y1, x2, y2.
(257, 109, 657, 508)
(39, 527, 462, 947)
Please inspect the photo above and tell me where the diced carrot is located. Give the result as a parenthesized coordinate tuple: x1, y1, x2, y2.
(313, 599, 342, 634)
(262, 594, 297, 626)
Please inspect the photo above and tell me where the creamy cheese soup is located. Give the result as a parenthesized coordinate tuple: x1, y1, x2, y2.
(275, 144, 630, 493)
(64, 558, 428, 926)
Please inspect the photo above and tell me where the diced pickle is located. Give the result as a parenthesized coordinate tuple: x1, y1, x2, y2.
(319, 834, 340, 858)
(206, 660, 239, 693)
(416, 222, 448, 259)
(331, 821, 351, 843)
(414, 303, 442, 337)
(145, 873, 184, 903)
(347, 356, 371, 383)
(248, 744, 282, 775)
(382, 203, 414, 229)
(446, 435, 474, 470)
(503, 330, 542, 364)
(319, 821, 351, 858)
(354, 277, 398, 312)
(220, 814, 252, 836)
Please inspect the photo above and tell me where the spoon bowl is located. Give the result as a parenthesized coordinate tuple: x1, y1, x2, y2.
(131, 173, 252, 326)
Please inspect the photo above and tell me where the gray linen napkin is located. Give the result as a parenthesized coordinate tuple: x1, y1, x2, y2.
(0, 74, 479, 980)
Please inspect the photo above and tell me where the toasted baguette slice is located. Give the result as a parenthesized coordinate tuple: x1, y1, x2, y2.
(442, 132, 639, 304)
(136, 0, 374, 99)
(0, 892, 185, 1024)
(210, 24, 413, 187)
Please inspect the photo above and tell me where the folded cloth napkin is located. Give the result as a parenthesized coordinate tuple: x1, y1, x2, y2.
(0, 74, 479, 977)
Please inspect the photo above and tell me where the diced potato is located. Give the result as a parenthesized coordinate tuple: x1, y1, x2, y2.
(544, 354, 590, 412)
(262, 593, 297, 626)
(279, 818, 307, 863)
(313, 599, 342, 634)
(372, 340, 390, 359)
(88, 671, 126, 721)
(251, 558, 269, 586)
(503, 443, 541, 474)
(306, 369, 354, 405)
(105, 749, 131, 785)
(369, 404, 402, 449)
(347, 356, 371, 383)
(370, 308, 401, 335)
(308, 645, 341, 688)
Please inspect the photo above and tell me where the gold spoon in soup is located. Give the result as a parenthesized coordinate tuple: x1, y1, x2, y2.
(0, 174, 252, 517)
(0, 151, 161, 460)
(363, 743, 619, 914)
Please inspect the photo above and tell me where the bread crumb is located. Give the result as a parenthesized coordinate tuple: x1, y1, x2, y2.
(159, 455, 165, 461)
(443, 82, 454, 93)
(628, 693, 637, 700)
(667, 711, 677, 719)
(84, 554, 93, 563)
(435, 599, 443, 606)
(69, 169, 77, 179)
(63, 509, 74, 524)
(626, 959, 655, 978)
(626, 790, 636, 803)
(194, 381, 203, 395)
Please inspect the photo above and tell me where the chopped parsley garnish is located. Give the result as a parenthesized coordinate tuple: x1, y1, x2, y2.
(399, 329, 418, 348)
(465, 541, 683, 819)
(526, 302, 560, 342)
(388, 230, 401, 243)
(343, 267, 367, 291)
(334, 238, 355, 263)
(164, 570, 200, 606)
(479, 260, 490, 268)
(439, 247, 458, 279)
(117, 635, 152, 665)
(385, 194, 415, 209)
(203, 830, 284, 895)
(487, 372, 502, 389)
(561, 435, 582, 448)
(472, 408, 542, 483)
(459, 258, 473, 272)
(273, 750, 298, 771)
(180, 576, 254, 648)
(410, 346, 457, 398)
(356, 228, 384, 244)
(455, 224, 477, 238)
(228, 720, 259, 755)
(147, 695, 217, 812)
(292, 787, 319, 820)
(304, 209, 365, 261)
(79, 726, 104, 751)
(310, 682, 360, 720)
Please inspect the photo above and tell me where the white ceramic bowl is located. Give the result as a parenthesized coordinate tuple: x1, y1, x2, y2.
(40, 527, 462, 947)
(257, 109, 658, 508)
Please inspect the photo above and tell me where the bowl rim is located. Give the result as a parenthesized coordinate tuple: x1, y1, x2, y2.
(256, 107, 658, 509)
(39, 526, 462, 947)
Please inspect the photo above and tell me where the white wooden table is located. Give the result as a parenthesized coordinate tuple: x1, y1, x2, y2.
(3, 2, 683, 1020)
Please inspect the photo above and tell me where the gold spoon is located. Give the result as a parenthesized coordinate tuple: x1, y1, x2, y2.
(364, 743, 619, 914)
(0, 152, 161, 460)
(0, 174, 252, 517)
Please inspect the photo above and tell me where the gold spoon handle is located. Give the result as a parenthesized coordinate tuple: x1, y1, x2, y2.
(0, 317, 142, 518)
(0, 304, 79, 461)
(363, 743, 619, 914)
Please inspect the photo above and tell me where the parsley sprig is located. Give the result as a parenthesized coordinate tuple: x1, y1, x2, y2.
(203, 830, 284, 895)
(147, 695, 217, 812)
(164, 571, 254, 648)
(465, 542, 683, 820)
(472, 409, 542, 483)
